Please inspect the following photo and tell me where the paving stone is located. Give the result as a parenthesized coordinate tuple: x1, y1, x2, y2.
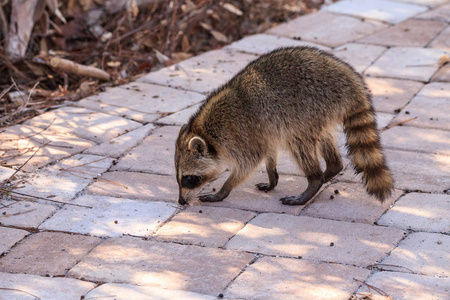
(366, 77, 424, 114)
(0, 166, 15, 182)
(68, 237, 254, 295)
(391, 0, 448, 7)
(0, 227, 28, 254)
(382, 126, 450, 155)
(429, 24, 450, 51)
(25, 106, 141, 143)
(378, 193, 450, 232)
(416, 3, 450, 22)
(417, 82, 450, 98)
(40, 194, 177, 237)
(15, 154, 113, 203)
(323, 0, 428, 24)
(0, 272, 95, 300)
(366, 47, 449, 82)
(154, 206, 255, 247)
(385, 149, 450, 192)
(96, 82, 205, 114)
(226, 214, 405, 267)
(226, 256, 370, 300)
(113, 125, 179, 175)
(85, 123, 155, 157)
(0, 124, 95, 172)
(197, 172, 308, 214)
(301, 182, 402, 224)
(0, 199, 57, 228)
(431, 62, 450, 82)
(359, 19, 446, 47)
(86, 283, 216, 300)
(376, 113, 395, 129)
(392, 96, 449, 131)
(157, 103, 201, 126)
(267, 12, 387, 48)
(227, 33, 331, 55)
(86, 171, 178, 202)
(381, 232, 450, 276)
(74, 96, 160, 123)
(356, 271, 450, 300)
(332, 43, 387, 73)
(138, 49, 258, 94)
(0, 231, 102, 276)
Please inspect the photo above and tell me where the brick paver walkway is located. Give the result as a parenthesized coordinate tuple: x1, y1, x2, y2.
(1, 1, 449, 299)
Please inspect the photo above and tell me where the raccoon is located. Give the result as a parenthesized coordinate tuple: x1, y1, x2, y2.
(175, 47, 394, 206)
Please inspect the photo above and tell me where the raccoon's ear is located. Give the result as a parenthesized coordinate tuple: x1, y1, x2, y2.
(188, 136, 207, 156)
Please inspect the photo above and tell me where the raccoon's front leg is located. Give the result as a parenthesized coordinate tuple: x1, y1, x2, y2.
(199, 169, 249, 202)
(256, 156, 279, 192)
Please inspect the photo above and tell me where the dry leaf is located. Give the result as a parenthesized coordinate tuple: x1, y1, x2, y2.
(438, 55, 449, 66)
(210, 30, 228, 43)
(222, 3, 243, 16)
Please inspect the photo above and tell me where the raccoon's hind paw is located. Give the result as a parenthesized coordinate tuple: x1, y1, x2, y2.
(256, 182, 275, 192)
(280, 195, 311, 206)
(198, 194, 223, 202)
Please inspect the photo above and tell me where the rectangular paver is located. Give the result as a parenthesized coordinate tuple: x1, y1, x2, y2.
(332, 43, 387, 73)
(416, 3, 450, 22)
(226, 214, 405, 267)
(68, 237, 254, 295)
(323, 0, 428, 24)
(227, 33, 330, 55)
(378, 193, 450, 233)
(0, 227, 28, 254)
(0, 200, 57, 228)
(381, 232, 450, 277)
(358, 19, 446, 47)
(429, 24, 450, 51)
(0, 272, 95, 300)
(40, 194, 178, 237)
(86, 283, 216, 300)
(86, 171, 178, 202)
(14, 154, 113, 203)
(154, 206, 255, 247)
(74, 96, 159, 123)
(381, 126, 450, 155)
(301, 182, 402, 224)
(112, 125, 179, 175)
(392, 96, 449, 131)
(157, 103, 201, 126)
(25, 106, 141, 143)
(357, 271, 450, 300)
(0, 124, 95, 172)
(226, 257, 370, 300)
(365, 77, 424, 114)
(385, 149, 450, 193)
(366, 47, 449, 82)
(0, 231, 102, 276)
(138, 49, 258, 94)
(197, 172, 308, 214)
(85, 123, 154, 157)
(267, 11, 387, 48)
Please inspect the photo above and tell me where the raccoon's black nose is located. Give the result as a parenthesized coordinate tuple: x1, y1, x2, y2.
(178, 196, 187, 205)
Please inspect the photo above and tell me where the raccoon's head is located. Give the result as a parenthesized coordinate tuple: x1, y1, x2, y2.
(175, 125, 223, 205)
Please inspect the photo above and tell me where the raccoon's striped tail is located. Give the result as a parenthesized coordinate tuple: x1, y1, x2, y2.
(343, 103, 394, 202)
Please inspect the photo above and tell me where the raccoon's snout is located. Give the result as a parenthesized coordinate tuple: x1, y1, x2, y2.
(178, 196, 187, 205)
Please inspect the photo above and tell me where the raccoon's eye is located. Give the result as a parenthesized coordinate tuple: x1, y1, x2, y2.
(181, 175, 201, 189)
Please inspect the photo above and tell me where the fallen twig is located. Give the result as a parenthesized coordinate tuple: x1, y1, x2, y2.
(0, 189, 93, 208)
(383, 117, 417, 131)
(354, 278, 393, 299)
(50, 57, 111, 81)
(0, 288, 40, 299)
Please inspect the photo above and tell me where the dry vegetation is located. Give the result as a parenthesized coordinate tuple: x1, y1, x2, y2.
(0, 0, 327, 126)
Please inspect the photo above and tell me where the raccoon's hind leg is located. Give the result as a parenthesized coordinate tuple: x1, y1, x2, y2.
(320, 132, 343, 183)
(281, 138, 324, 205)
(256, 154, 279, 192)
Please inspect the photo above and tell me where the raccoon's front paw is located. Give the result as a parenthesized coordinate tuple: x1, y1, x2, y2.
(256, 183, 274, 192)
(198, 194, 223, 202)
(280, 195, 309, 206)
